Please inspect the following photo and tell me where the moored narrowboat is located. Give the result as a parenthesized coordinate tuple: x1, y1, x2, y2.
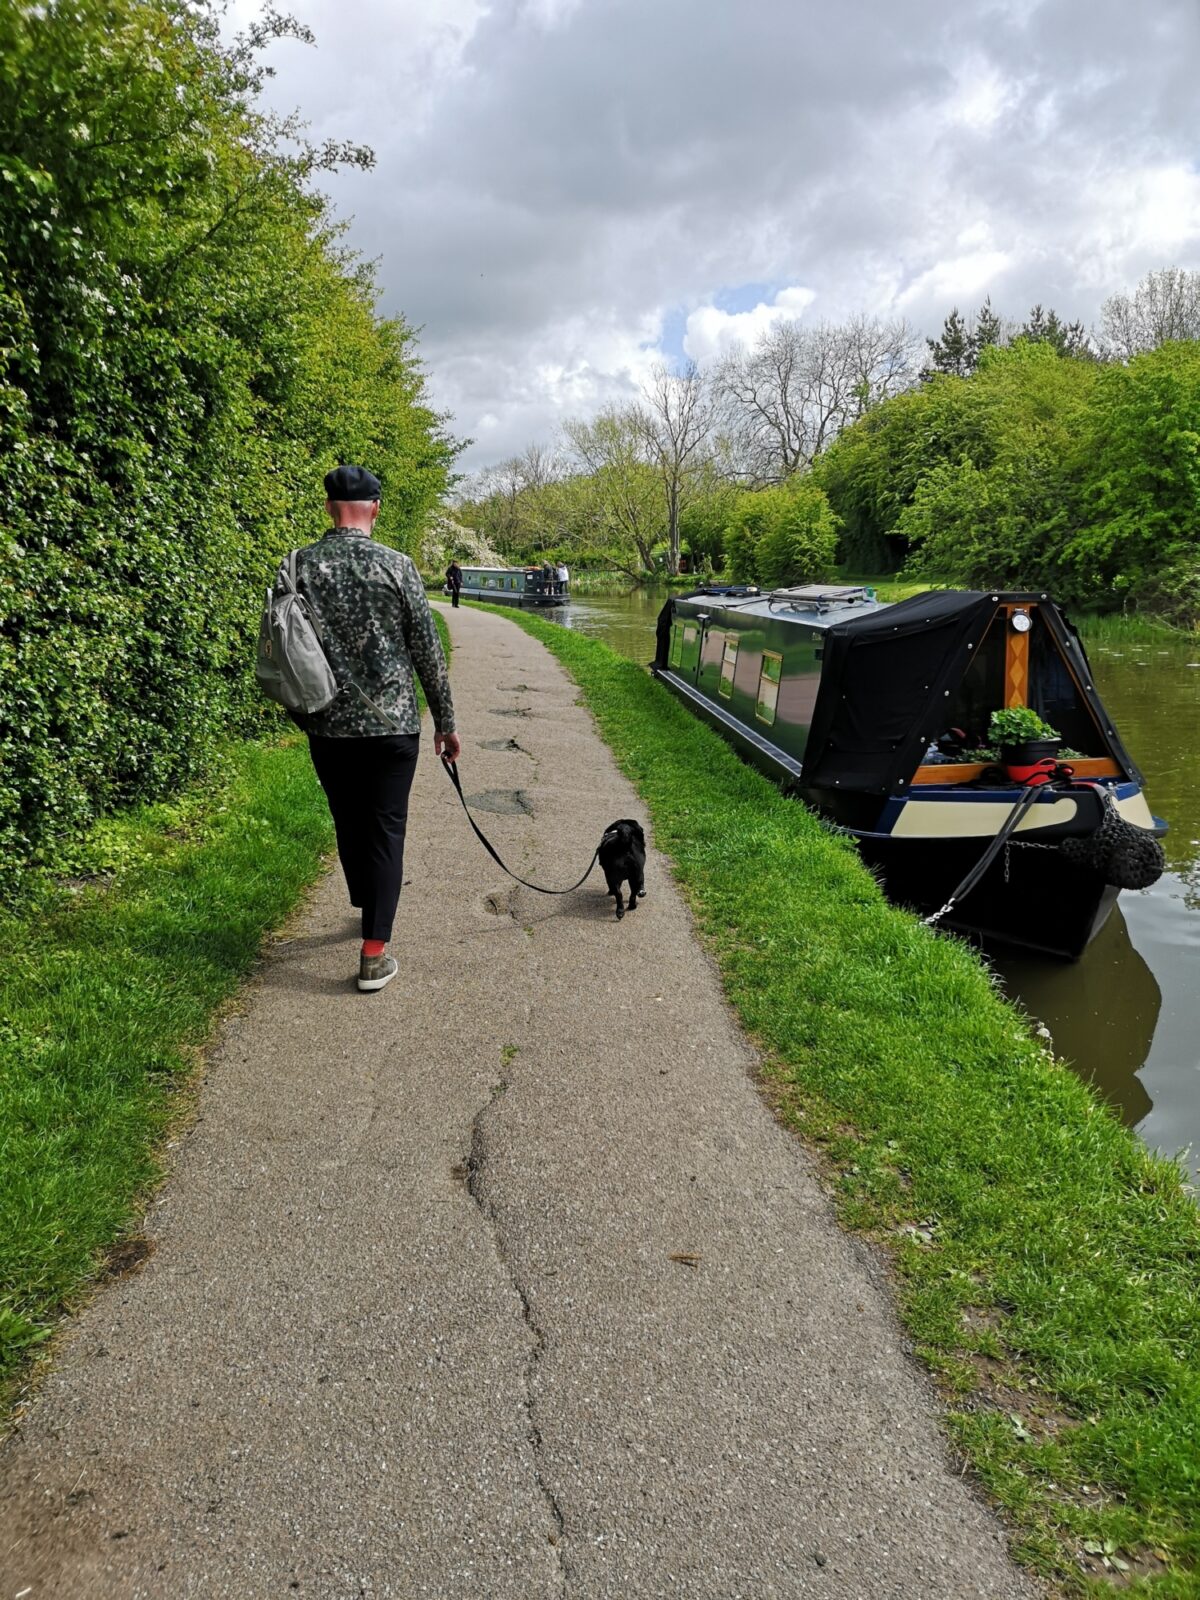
(652, 585, 1166, 959)
(448, 565, 569, 606)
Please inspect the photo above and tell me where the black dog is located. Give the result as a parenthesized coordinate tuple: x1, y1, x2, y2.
(598, 819, 646, 919)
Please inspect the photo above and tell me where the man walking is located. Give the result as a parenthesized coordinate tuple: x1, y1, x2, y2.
(445, 558, 463, 608)
(282, 464, 460, 992)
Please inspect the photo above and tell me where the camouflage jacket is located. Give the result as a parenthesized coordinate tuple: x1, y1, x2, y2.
(277, 528, 455, 738)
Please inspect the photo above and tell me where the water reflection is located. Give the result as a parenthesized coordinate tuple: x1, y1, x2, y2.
(993, 907, 1158, 1129)
(555, 587, 667, 664)
(1121, 873, 1200, 1179)
(556, 592, 1200, 1184)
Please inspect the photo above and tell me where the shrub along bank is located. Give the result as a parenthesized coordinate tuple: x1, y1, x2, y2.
(816, 338, 1200, 626)
(0, 0, 457, 902)
(489, 606, 1200, 1598)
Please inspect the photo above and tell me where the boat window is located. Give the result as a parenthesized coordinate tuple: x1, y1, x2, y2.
(719, 636, 738, 698)
(756, 651, 782, 724)
(670, 622, 684, 668)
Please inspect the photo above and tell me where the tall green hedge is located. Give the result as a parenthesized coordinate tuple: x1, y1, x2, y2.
(0, 0, 458, 899)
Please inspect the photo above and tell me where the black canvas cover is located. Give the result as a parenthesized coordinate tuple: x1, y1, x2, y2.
(1037, 602, 1144, 786)
(802, 591, 996, 795)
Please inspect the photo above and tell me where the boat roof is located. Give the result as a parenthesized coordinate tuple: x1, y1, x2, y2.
(460, 564, 536, 573)
(662, 586, 1142, 794)
(671, 585, 1074, 633)
(674, 584, 890, 631)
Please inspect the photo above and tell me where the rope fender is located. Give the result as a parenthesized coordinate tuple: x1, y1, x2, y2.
(1059, 787, 1165, 890)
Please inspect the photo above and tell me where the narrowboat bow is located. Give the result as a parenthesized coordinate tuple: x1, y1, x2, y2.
(652, 585, 1166, 959)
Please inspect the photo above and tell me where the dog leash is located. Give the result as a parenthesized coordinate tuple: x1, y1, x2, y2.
(440, 755, 616, 896)
(340, 677, 611, 896)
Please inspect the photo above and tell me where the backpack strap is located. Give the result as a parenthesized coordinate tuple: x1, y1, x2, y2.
(277, 549, 326, 644)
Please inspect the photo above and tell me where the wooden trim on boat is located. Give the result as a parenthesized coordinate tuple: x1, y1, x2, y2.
(912, 757, 1121, 785)
(1004, 604, 1030, 707)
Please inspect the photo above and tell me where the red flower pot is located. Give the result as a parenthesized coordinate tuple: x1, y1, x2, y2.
(1002, 738, 1061, 785)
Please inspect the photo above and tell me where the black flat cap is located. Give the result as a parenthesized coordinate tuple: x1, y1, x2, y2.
(324, 463, 382, 501)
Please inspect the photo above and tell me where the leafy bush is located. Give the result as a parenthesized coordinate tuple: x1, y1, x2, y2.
(678, 482, 738, 571)
(0, 0, 458, 900)
(1069, 343, 1200, 620)
(816, 335, 1200, 625)
(1123, 560, 1200, 629)
(724, 481, 839, 586)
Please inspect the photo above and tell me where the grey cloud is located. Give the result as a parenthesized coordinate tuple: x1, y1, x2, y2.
(244, 0, 1200, 467)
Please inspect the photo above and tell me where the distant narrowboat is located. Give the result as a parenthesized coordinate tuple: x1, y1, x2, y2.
(653, 585, 1166, 959)
(447, 565, 568, 607)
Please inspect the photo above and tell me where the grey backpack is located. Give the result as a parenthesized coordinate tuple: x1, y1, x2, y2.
(255, 550, 340, 715)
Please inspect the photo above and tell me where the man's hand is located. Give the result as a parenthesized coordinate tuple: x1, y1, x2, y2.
(435, 731, 462, 763)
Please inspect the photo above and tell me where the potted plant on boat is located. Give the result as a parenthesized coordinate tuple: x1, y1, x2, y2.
(988, 707, 1061, 782)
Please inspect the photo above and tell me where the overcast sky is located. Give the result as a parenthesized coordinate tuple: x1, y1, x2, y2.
(228, 0, 1200, 473)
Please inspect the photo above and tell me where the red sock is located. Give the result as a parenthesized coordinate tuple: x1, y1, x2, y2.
(362, 940, 386, 958)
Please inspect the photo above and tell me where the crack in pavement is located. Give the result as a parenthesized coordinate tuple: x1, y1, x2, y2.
(483, 887, 522, 921)
(465, 1083, 567, 1594)
(478, 737, 533, 756)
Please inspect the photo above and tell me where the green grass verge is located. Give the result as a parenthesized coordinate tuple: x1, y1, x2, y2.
(836, 570, 936, 602)
(483, 604, 1200, 1598)
(1, 612, 451, 1403)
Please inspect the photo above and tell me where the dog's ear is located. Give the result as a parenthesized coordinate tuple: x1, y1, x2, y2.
(632, 822, 645, 845)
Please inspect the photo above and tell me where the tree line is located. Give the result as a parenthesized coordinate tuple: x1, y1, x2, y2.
(0, 0, 458, 896)
(455, 268, 1200, 625)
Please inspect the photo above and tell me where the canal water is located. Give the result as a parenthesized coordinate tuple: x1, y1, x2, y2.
(552, 590, 1200, 1184)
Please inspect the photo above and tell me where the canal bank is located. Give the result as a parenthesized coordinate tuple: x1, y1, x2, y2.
(478, 601, 1200, 1595)
(0, 605, 1037, 1599)
(553, 589, 1200, 1187)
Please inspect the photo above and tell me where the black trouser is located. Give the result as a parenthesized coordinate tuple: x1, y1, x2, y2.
(308, 734, 420, 942)
(450, 585, 461, 608)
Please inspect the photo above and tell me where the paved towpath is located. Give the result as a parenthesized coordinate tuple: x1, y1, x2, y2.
(0, 605, 1039, 1599)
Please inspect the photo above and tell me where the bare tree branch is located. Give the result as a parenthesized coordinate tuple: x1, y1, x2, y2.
(717, 315, 921, 482)
(1101, 267, 1200, 359)
(639, 361, 716, 574)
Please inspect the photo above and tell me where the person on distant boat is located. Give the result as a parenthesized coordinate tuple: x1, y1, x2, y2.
(541, 560, 554, 594)
(556, 561, 569, 593)
(446, 559, 462, 609)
